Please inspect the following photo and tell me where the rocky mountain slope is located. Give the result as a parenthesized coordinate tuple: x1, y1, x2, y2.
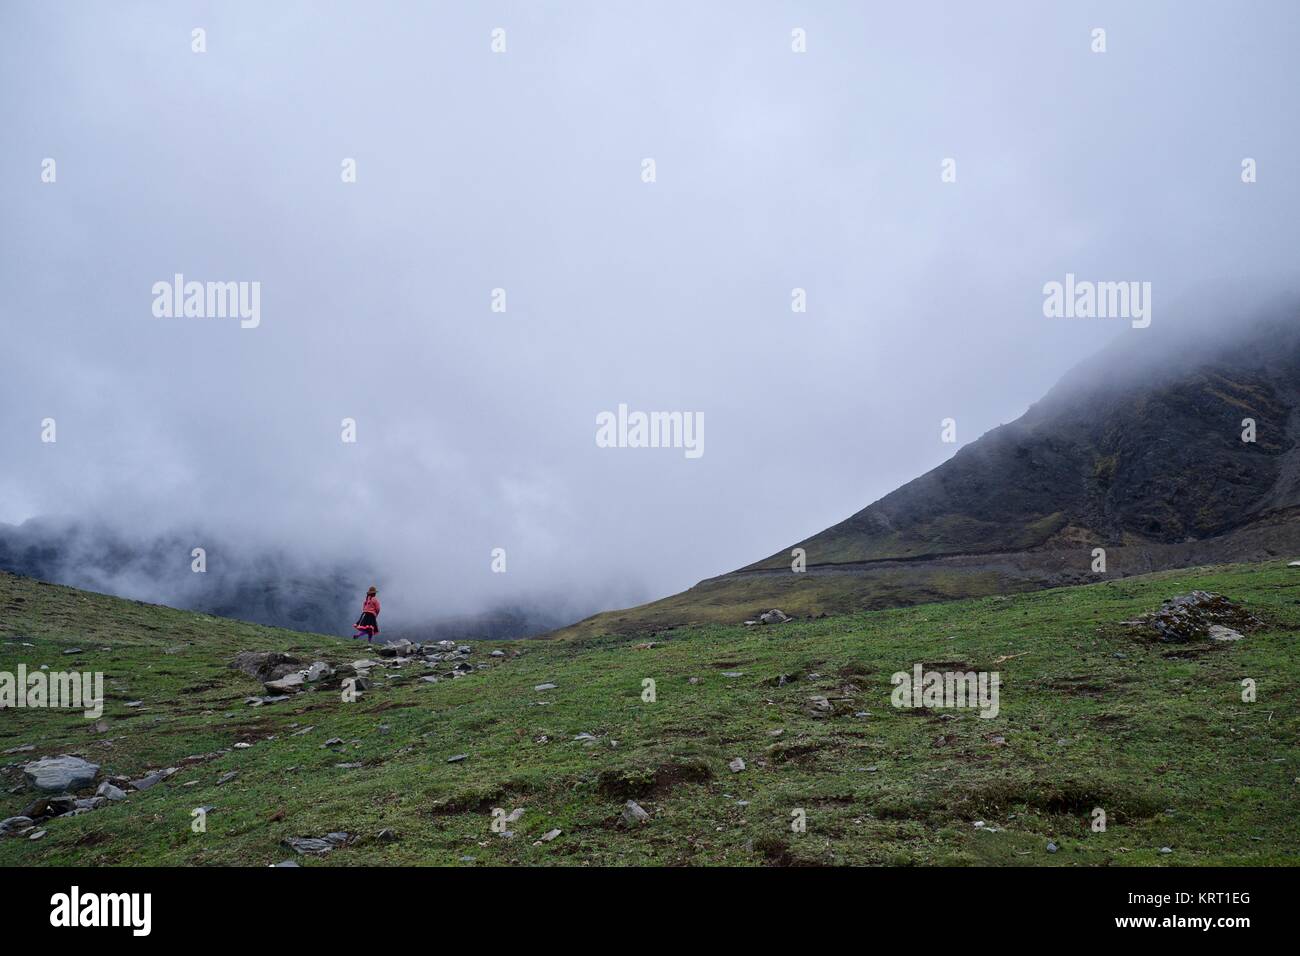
(555, 313, 1300, 639)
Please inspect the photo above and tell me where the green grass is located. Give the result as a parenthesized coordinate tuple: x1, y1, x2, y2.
(1, 563, 1298, 866)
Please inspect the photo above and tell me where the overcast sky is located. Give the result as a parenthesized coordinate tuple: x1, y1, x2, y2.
(2, 1, 1298, 622)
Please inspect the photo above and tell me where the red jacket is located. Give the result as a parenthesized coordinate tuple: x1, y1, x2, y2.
(363, 596, 380, 616)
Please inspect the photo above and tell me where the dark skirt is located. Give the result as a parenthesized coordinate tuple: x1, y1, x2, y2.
(354, 611, 379, 634)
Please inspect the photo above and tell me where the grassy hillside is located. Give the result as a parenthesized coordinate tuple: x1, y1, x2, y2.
(2, 563, 1298, 866)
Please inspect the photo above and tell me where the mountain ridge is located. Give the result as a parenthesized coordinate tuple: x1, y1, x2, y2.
(552, 311, 1300, 639)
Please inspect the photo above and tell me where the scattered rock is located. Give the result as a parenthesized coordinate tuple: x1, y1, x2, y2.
(1046, 842, 1058, 853)
(1137, 591, 1262, 643)
(305, 662, 333, 682)
(536, 828, 562, 843)
(231, 651, 304, 682)
(446, 754, 468, 763)
(758, 609, 791, 625)
(283, 832, 351, 855)
(130, 768, 176, 791)
(2, 744, 34, 755)
(23, 755, 100, 792)
(534, 683, 557, 691)
(621, 800, 650, 826)
(376, 828, 398, 843)
(44, 796, 78, 816)
(728, 757, 746, 773)
(95, 782, 127, 802)
(1208, 625, 1244, 642)
(215, 771, 240, 786)
(805, 696, 834, 718)
(0, 816, 34, 835)
(28, 829, 47, 841)
(263, 673, 306, 695)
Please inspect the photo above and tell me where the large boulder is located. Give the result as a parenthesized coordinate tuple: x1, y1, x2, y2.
(23, 755, 100, 792)
(305, 662, 333, 682)
(263, 672, 307, 695)
(1138, 591, 1262, 643)
(231, 651, 304, 682)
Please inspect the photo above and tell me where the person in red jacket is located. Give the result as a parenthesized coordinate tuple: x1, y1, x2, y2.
(353, 586, 380, 641)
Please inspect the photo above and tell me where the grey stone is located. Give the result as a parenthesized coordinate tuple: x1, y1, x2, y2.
(621, 800, 650, 826)
(305, 662, 333, 682)
(534, 683, 557, 691)
(231, 651, 304, 682)
(264, 672, 306, 694)
(728, 757, 746, 773)
(0, 816, 34, 834)
(283, 836, 335, 855)
(805, 696, 834, 717)
(446, 754, 468, 763)
(130, 768, 176, 791)
(23, 755, 100, 792)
